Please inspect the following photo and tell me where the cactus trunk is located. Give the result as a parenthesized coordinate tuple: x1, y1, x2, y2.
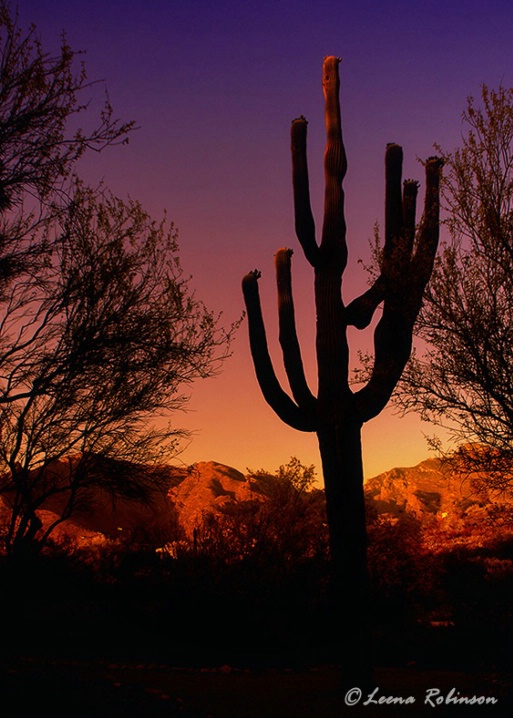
(318, 419, 369, 682)
(243, 55, 441, 682)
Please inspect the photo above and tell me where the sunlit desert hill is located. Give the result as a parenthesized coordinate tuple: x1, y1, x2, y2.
(2, 454, 513, 547)
(172, 456, 513, 545)
(366, 455, 512, 518)
(365, 455, 513, 551)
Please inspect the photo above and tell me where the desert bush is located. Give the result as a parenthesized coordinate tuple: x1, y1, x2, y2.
(187, 459, 329, 567)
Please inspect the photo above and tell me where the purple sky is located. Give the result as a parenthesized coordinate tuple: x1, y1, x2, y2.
(18, 0, 513, 479)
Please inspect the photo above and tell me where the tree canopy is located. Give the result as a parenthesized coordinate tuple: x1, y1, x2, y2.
(395, 85, 513, 485)
(0, 1, 133, 294)
(0, 3, 233, 554)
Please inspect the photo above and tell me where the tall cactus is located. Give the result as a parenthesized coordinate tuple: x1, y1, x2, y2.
(242, 56, 442, 676)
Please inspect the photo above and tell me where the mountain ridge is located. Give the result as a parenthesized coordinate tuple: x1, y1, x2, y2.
(2, 454, 512, 546)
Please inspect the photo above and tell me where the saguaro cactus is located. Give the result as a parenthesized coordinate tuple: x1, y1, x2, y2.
(242, 56, 442, 674)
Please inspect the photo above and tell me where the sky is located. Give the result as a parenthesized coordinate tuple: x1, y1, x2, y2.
(17, 0, 513, 481)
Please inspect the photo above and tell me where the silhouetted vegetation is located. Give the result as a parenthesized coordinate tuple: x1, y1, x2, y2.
(0, 4, 233, 557)
(190, 458, 328, 565)
(2, 456, 512, 715)
(0, 6, 510, 712)
(2, 458, 512, 677)
(242, 56, 442, 682)
(394, 86, 513, 486)
(0, 0, 133, 293)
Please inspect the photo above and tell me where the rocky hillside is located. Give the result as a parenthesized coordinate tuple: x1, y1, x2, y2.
(167, 456, 513, 538)
(366, 455, 513, 520)
(168, 461, 259, 537)
(0, 458, 188, 541)
(2, 454, 513, 546)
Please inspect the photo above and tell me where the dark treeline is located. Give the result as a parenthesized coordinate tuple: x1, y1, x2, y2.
(1, 466, 512, 674)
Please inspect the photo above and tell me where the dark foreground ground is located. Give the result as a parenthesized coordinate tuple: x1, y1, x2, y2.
(2, 656, 511, 718)
(1, 549, 512, 717)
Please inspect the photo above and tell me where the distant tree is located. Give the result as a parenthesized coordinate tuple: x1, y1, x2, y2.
(193, 458, 328, 564)
(249, 456, 317, 496)
(366, 508, 425, 610)
(395, 86, 513, 487)
(0, 1, 133, 294)
(0, 183, 232, 555)
(242, 56, 442, 683)
(244, 457, 327, 562)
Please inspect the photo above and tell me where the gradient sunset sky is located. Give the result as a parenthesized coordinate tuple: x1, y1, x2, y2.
(19, 0, 513, 481)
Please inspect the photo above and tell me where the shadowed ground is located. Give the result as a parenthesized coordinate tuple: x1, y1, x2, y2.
(2, 657, 510, 717)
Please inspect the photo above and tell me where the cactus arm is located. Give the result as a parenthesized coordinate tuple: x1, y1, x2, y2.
(383, 143, 404, 267)
(402, 179, 419, 263)
(408, 157, 443, 309)
(345, 146, 419, 329)
(320, 56, 347, 270)
(344, 281, 385, 330)
(354, 156, 442, 422)
(275, 248, 317, 412)
(242, 270, 316, 432)
(291, 117, 319, 267)
(354, 309, 414, 422)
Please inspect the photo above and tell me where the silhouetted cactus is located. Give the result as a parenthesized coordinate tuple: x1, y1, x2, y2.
(242, 56, 442, 680)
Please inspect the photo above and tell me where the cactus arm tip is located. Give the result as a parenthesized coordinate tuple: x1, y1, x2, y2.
(242, 269, 261, 287)
(275, 247, 293, 260)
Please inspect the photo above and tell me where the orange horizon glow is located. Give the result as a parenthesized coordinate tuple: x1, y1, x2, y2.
(18, 1, 513, 488)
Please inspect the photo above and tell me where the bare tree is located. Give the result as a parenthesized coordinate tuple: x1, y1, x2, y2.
(0, 183, 232, 555)
(0, 4, 234, 556)
(242, 56, 441, 682)
(0, 1, 133, 292)
(395, 86, 513, 488)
